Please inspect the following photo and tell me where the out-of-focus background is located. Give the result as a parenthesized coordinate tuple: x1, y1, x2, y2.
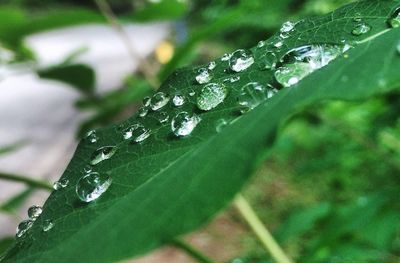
(0, 0, 399, 262)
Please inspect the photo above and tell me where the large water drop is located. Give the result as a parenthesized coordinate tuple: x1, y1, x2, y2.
(90, 146, 117, 165)
(171, 112, 201, 137)
(28, 205, 42, 220)
(76, 172, 112, 202)
(196, 83, 228, 111)
(229, 49, 254, 72)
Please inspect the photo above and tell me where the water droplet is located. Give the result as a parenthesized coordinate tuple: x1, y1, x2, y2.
(216, 119, 228, 133)
(229, 76, 240, 83)
(76, 172, 112, 202)
(138, 106, 148, 117)
(53, 178, 69, 190)
(353, 12, 362, 22)
(16, 220, 33, 237)
(123, 124, 151, 143)
(188, 89, 196, 96)
(85, 130, 98, 143)
(351, 23, 371, 36)
(237, 82, 270, 113)
(172, 93, 185, 107)
(142, 96, 151, 107)
(388, 7, 400, 28)
(90, 146, 117, 165)
(171, 112, 201, 137)
(196, 83, 228, 111)
(229, 49, 254, 72)
(84, 165, 92, 173)
(155, 111, 169, 124)
(258, 52, 277, 70)
(195, 68, 212, 84)
(28, 205, 42, 220)
(42, 219, 54, 232)
(150, 92, 170, 111)
(257, 40, 266, 48)
(280, 21, 295, 38)
(269, 36, 283, 49)
(221, 53, 231, 61)
(208, 61, 216, 70)
(274, 44, 347, 87)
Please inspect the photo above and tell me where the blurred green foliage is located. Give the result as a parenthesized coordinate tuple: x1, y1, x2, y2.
(0, 0, 399, 262)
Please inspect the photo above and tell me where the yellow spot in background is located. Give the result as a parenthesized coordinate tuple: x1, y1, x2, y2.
(155, 41, 174, 64)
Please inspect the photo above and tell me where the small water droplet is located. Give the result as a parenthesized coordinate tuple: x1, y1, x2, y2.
(150, 92, 170, 111)
(280, 21, 295, 38)
(196, 83, 228, 111)
(221, 53, 231, 61)
(85, 130, 98, 143)
(229, 76, 240, 83)
(208, 61, 216, 70)
(142, 96, 151, 107)
(353, 12, 362, 22)
(84, 165, 92, 173)
(90, 146, 117, 165)
(351, 23, 371, 36)
(188, 89, 196, 96)
(16, 220, 33, 238)
(237, 82, 270, 113)
(53, 178, 69, 190)
(123, 124, 151, 143)
(388, 7, 400, 28)
(42, 219, 54, 232)
(195, 68, 212, 84)
(216, 119, 228, 133)
(229, 49, 254, 72)
(269, 36, 283, 49)
(172, 93, 185, 107)
(28, 205, 42, 220)
(171, 112, 201, 137)
(258, 52, 277, 70)
(155, 111, 169, 124)
(257, 40, 266, 48)
(138, 106, 148, 117)
(76, 172, 112, 202)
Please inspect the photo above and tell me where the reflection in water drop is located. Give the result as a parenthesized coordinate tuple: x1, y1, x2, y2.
(150, 92, 170, 111)
(76, 172, 112, 202)
(195, 68, 212, 84)
(229, 49, 254, 72)
(171, 112, 201, 137)
(196, 83, 228, 111)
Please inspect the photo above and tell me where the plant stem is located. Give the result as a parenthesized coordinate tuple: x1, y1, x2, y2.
(234, 194, 293, 263)
(170, 238, 216, 263)
(0, 172, 52, 191)
(94, 0, 160, 89)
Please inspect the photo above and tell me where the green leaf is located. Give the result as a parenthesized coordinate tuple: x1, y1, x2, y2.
(0, 238, 14, 258)
(37, 64, 96, 95)
(130, 0, 188, 22)
(2, 1, 400, 262)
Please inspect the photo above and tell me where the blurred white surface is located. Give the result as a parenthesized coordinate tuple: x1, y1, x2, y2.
(0, 22, 170, 237)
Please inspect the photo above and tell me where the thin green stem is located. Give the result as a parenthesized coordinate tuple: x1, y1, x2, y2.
(170, 238, 216, 263)
(0, 172, 52, 191)
(234, 194, 293, 263)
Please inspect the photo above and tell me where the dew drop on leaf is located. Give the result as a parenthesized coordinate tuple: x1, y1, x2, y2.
(216, 119, 228, 133)
(138, 106, 148, 117)
(84, 165, 92, 173)
(76, 172, 112, 202)
(150, 92, 170, 111)
(196, 83, 228, 111)
(351, 23, 371, 36)
(172, 93, 185, 107)
(279, 21, 295, 38)
(229, 49, 254, 72)
(90, 146, 117, 165)
(155, 111, 169, 124)
(142, 96, 151, 107)
(274, 44, 347, 87)
(388, 7, 400, 28)
(27, 205, 42, 220)
(53, 178, 69, 190)
(257, 40, 266, 48)
(353, 12, 362, 22)
(16, 220, 33, 238)
(85, 130, 98, 143)
(208, 61, 216, 70)
(237, 82, 269, 113)
(42, 219, 54, 232)
(123, 124, 151, 143)
(221, 53, 231, 61)
(195, 68, 212, 84)
(171, 112, 201, 137)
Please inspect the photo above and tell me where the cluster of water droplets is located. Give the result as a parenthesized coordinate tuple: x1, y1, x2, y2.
(16, 204, 54, 238)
